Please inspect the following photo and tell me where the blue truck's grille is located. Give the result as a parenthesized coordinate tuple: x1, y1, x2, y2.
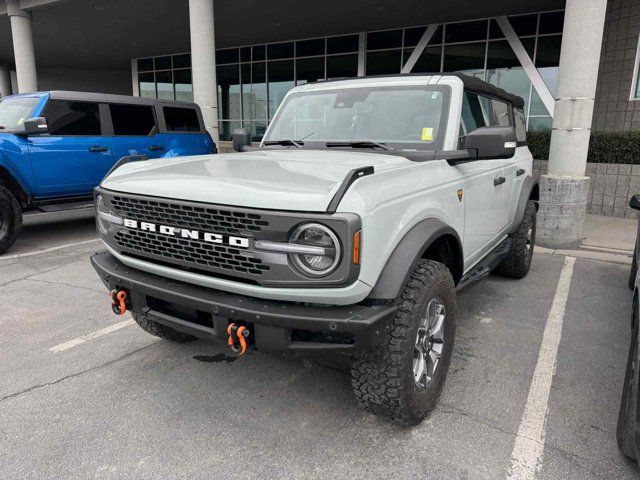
(110, 195, 269, 236)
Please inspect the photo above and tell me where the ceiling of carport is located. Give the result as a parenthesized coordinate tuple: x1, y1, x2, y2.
(0, 0, 565, 70)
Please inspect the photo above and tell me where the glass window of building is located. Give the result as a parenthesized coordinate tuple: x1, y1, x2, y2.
(174, 69, 193, 102)
(133, 8, 565, 138)
(366, 50, 402, 76)
(155, 71, 174, 100)
(445, 20, 488, 43)
(443, 43, 485, 77)
(268, 59, 294, 118)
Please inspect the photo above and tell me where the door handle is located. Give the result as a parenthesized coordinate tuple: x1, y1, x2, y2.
(494, 176, 506, 186)
(516, 168, 526, 177)
(88, 146, 109, 152)
(148, 145, 165, 151)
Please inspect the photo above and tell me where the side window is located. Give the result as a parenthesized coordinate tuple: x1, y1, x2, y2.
(109, 104, 156, 136)
(43, 100, 101, 136)
(459, 92, 486, 147)
(479, 97, 511, 127)
(163, 107, 201, 132)
(514, 108, 526, 142)
(459, 92, 512, 147)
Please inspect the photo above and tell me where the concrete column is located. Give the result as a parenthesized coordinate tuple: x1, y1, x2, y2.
(188, 0, 219, 142)
(0, 66, 12, 97)
(537, 0, 608, 249)
(7, 0, 38, 94)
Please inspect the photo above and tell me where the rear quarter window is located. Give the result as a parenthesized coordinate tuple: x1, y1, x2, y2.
(109, 104, 156, 136)
(163, 107, 201, 132)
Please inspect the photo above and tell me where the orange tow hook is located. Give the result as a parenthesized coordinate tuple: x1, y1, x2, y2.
(109, 289, 128, 315)
(226, 323, 249, 355)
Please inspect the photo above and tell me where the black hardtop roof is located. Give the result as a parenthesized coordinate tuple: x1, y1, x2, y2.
(311, 72, 525, 108)
(43, 90, 199, 108)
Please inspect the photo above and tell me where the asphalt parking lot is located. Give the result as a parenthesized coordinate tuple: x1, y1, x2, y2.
(1, 218, 639, 480)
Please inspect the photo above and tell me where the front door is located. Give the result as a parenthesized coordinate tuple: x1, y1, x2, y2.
(28, 100, 113, 198)
(456, 91, 512, 269)
(456, 159, 507, 269)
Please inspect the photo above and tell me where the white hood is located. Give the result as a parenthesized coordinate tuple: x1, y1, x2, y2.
(101, 149, 412, 212)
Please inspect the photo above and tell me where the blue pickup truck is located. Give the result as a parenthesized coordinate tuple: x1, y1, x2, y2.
(0, 91, 216, 254)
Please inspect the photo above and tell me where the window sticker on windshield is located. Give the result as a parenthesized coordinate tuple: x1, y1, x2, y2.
(17, 117, 24, 125)
(421, 127, 433, 141)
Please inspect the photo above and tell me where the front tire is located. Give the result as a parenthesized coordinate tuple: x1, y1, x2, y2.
(0, 186, 22, 255)
(495, 200, 536, 279)
(351, 260, 456, 426)
(132, 312, 196, 342)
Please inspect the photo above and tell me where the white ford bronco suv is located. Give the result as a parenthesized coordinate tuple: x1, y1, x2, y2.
(91, 74, 538, 426)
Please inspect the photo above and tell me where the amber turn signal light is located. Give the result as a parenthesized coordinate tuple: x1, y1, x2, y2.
(353, 230, 361, 265)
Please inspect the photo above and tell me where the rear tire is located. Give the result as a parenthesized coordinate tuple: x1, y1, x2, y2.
(0, 186, 22, 255)
(132, 312, 196, 342)
(351, 260, 456, 426)
(495, 200, 536, 279)
(617, 300, 639, 460)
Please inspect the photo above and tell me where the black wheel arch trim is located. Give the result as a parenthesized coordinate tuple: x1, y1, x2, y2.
(509, 176, 538, 235)
(0, 165, 32, 207)
(368, 218, 463, 300)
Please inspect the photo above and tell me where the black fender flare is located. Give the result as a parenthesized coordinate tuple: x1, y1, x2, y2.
(369, 218, 463, 300)
(509, 176, 538, 235)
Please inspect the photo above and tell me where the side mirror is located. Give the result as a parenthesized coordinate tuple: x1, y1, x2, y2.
(232, 127, 251, 152)
(629, 194, 640, 211)
(464, 126, 516, 160)
(23, 117, 48, 135)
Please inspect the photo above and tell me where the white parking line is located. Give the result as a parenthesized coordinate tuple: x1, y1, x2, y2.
(507, 255, 576, 480)
(1, 238, 100, 261)
(49, 318, 135, 353)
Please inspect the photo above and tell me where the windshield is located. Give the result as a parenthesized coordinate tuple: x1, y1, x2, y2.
(264, 85, 450, 150)
(0, 97, 39, 131)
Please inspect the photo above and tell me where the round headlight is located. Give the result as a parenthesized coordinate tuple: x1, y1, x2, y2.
(289, 223, 341, 277)
(95, 195, 110, 236)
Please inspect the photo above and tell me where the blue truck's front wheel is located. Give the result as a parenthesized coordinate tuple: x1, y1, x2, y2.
(0, 186, 22, 255)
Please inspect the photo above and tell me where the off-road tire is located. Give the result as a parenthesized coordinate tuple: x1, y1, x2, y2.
(0, 185, 22, 255)
(629, 244, 637, 290)
(351, 260, 456, 426)
(495, 200, 536, 279)
(132, 312, 196, 342)
(617, 301, 638, 459)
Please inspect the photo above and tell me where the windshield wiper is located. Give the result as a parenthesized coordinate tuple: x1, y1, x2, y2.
(263, 139, 304, 149)
(325, 141, 393, 151)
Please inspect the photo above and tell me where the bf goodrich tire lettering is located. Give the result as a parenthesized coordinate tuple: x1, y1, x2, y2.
(351, 260, 456, 426)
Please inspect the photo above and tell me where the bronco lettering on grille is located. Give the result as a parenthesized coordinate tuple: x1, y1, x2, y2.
(123, 219, 249, 248)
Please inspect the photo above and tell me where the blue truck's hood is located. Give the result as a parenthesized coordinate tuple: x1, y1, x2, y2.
(100, 150, 411, 212)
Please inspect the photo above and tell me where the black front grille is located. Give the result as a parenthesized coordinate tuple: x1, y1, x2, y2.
(114, 229, 269, 276)
(110, 196, 269, 235)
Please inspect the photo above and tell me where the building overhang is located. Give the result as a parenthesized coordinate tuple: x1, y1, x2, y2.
(0, 0, 564, 70)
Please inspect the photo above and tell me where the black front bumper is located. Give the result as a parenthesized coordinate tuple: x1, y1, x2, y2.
(91, 251, 396, 355)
